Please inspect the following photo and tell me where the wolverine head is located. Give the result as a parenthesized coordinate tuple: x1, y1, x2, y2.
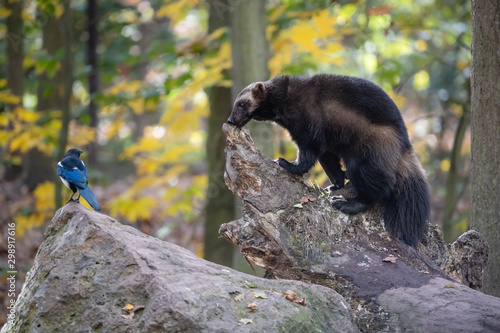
(227, 82, 267, 127)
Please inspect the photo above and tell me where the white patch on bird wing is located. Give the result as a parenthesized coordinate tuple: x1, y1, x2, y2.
(60, 176, 71, 190)
(58, 162, 63, 167)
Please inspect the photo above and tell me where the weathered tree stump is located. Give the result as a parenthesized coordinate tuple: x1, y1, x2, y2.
(219, 123, 498, 332)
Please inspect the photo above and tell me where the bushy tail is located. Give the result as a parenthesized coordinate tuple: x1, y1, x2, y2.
(78, 186, 101, 211)
(383, 174, 430, 246)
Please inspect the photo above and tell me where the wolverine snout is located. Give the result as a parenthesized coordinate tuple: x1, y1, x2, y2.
(227, 117, 234, 125)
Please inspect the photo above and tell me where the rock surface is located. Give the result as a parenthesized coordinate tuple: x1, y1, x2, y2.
(1, 203, 359, 333)
(219, 123, 500, 332)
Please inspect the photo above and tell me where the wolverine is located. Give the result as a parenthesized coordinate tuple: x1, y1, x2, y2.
(227, 74, 430, 246)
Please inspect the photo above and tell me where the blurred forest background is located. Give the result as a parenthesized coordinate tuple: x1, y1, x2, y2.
(0, 0, 471, 325)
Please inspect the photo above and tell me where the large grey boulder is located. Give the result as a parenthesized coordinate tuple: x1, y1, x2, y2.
(1, 203, 359, 333)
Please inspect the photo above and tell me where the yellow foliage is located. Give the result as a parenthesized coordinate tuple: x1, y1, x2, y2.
(0, 91, 21, 105)
(128, 98, 145, 115)
(108, 80, 143, 96)
(311, 10, 337, 39)
(15, 181, 55, 237)
(121, 137, 165, 159)
(456, 60, 469, 71)
(387, 91, 407, 109)
(0, 107, 61, 156)
(68, 121, 96, 147)
(156, 0, 201, 24)
(34, 181, 55, 212)
(0, 7, 12, 18)
(15, 213, 46, 237)
(105, 118, 126, 141)
(440, 159, 451, 172)
(160, 144, 197, 163)
(109, 196, 157, 222)
(413, 70, 430, 91)
(54, 3, 64, 19)
(269, 5, 287, 23)
(363, 53, 378, 73)
(415, 40, 427, 52)
(269, 8, 346, 75)
(207, 27, 227, 42)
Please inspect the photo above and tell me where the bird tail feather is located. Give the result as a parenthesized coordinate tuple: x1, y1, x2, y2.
(79, 186, 101, 211)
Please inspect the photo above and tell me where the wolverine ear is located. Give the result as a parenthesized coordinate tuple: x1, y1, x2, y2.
(252, 82, 266, 100)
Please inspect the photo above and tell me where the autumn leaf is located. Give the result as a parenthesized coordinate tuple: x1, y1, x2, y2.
(234, 294, 245, 302)
(299, 196, 317, 204)
(383, 256, 398, 263)
(283, 290, 300, 302)
(283, 290, 307, 306)
(239, 318, 253, 325)
(122, 304, 134, 311)
(122, 303, 145, 319)
(247, 301, 258, 312)
(251, 292, 267, 299)
(444, 284, 455, 288)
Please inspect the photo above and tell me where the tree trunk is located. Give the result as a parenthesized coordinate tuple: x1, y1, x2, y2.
(25, 4, 70, 191)
(54, 1, 74, 209)
(230, 0, 272, 157)
(229, 0, 271, 273)
(203, 0, 235, 267)
(219, 123, 496, 332)
(87, 0, 99, 167)
(28, 3, 73, 203)
(3, 0, 24, 180)
(442, 102, 470, 242)
(5, 0, 23, 107)
(470, 0, 500, 297)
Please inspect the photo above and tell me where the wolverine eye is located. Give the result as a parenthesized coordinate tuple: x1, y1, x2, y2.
(238, 102, 245, 107)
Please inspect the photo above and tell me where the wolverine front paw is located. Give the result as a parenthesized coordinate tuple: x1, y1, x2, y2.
(277, 157, 296, 173)
(325, 184, 343, 193)
(330, 195, 347, 209)
(277, 158, 307, 175)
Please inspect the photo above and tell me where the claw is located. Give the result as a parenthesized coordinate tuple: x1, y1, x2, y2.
(330, 195, 347, 209)
(324, 184, 341, 193)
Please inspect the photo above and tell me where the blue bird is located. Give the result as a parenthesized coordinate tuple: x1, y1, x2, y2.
(57, 148, 100, 211)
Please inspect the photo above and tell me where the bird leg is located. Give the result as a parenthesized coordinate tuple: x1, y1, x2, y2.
(66, 191, 79, 203)
(75, 193, 81, 203)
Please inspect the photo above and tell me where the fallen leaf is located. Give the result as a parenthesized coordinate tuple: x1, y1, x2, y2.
(247, 301, 258, 312)
(283, 290, 307, 306)
(293, 204, 303, 209)
(383, 256, 398, 263)
(122, 303, 145, 319)
(299, 196, 317, 204)
(444, 284, 455, 288)
(234, 294, 245, 301)
(423, 271, 430, 274)
(251, 292, 268, 299)
(245, 281, 258, 288)
(239, 318, 253, 325)
(122, 303, 134, 311)
(283, 290, 300, 302)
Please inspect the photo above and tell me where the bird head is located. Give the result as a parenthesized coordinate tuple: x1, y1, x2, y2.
(65, 148, 84, 157)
